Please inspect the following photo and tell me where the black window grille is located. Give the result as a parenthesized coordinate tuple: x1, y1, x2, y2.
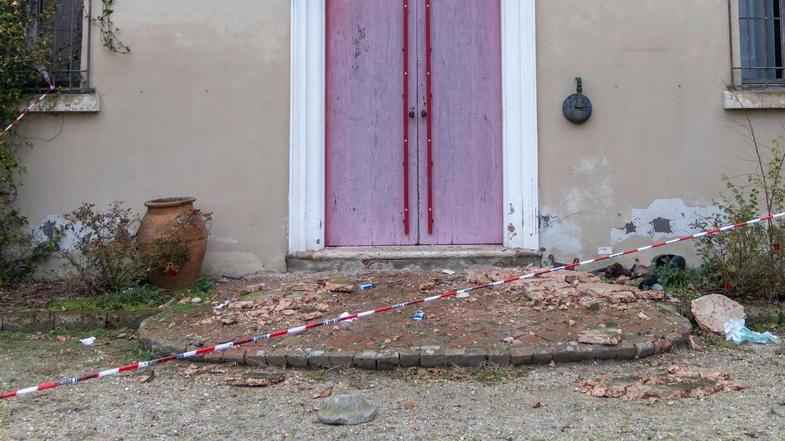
(734, 0, 785, 86)
(25, 0, 91, 92)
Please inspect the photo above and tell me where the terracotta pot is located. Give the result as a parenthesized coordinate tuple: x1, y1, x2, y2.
(138, 197, 208, 290)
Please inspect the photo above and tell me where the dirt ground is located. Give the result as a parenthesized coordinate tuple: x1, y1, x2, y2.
(141, 268, 687, 364)
(1, 332, 783, 440)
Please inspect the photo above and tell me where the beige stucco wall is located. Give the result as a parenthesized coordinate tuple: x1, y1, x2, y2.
(15, 0, 785, 275)
(536, 0, 785, 265)
(18, 0, 291, 276)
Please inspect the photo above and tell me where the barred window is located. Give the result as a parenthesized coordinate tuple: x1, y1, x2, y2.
(25, 0, 91, 91)
(736, 0, 785, 86)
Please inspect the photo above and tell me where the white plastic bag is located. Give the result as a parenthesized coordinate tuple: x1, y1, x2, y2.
(724, 318, 779, 344)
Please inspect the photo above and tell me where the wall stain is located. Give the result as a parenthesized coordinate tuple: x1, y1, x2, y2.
(624, 222, 636, 234)
(650, 217, 672, 233)
(351, 25, 367, 72)
(539, 214, 561, 230)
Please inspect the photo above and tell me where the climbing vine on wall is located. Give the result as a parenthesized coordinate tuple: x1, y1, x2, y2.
(0, 1, 59, 285)
(97, 0, 130, 53)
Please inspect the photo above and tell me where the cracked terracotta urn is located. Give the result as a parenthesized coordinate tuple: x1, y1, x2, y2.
(138, 197, 208, 290)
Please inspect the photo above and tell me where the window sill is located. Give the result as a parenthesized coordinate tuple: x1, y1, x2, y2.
(723, 89, 785, 109)
(26, 92, 99, 113)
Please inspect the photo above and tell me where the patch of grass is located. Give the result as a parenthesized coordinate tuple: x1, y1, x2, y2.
(48, 275, 216, 313)
(306, 367, 337, 382)
(0, 331, 23, 341)
(167, 303, 202, 313)
(703, 335, 738, 350)
(471, 365, 532, 383)
(747, 308, 785, 333)
(49, 285, 169, 312)
(394, 364, 534, 384)
(171, 274, 215, 300)
(115, 346, 159, 365)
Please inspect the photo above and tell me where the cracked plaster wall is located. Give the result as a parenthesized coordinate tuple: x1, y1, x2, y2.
(537, 0, 785, 266)
(16, 0, 291, 277)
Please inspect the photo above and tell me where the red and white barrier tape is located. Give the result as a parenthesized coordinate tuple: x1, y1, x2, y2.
(3, 83, 56, 133)
(2, 211, 783, 400)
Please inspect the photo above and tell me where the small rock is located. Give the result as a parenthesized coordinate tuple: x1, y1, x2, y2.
(228, 300, 254, 309)
(531, 401, 542, 409)
(691, 294, 746, 335)
(502, 336, 515, 344)
(240, 282, 266, 294)
(638, 312, 650, 320)
(312, 384, 334, 399)
(578, 328, 622, 346)
(301, 311, 324, 321)
(419, 282, 436, 291)
(580, 298, 601, 311)
(317, 394, 378, 426)
(326, 282, 354, 293)
(137, 370, 155, 384)
(688, 335, 706, 352)
(191, 297, 202, 304)
(221, 315, 237, 326)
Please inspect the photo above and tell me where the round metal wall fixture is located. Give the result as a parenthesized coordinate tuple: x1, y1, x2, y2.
(562, 77, 592, 124)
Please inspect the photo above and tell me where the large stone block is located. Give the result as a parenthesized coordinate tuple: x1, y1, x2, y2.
(2, 311, 54, 332)
(353, 350, 378, 370)
(54, 311, 107, 330)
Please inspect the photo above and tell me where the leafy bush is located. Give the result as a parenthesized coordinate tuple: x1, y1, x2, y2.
(652, 264, 702, 292)
(57, 202, 148, 293)
(692, 117, 785, 299)
(56, 202, 211, 294)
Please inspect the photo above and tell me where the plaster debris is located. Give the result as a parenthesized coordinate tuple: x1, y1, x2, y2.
(578, 328, 622, 346)
(691, 294, 746, 335)
(580, 367, 746, 399)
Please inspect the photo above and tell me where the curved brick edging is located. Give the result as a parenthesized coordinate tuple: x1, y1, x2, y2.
(138, 314, 693, 370)
(0, 309, 157, 332)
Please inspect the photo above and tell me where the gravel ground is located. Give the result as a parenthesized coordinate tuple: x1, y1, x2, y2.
(1, 334, 783, 440)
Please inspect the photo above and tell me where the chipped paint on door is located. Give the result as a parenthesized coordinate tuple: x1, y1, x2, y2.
(326, 0, 502, 246)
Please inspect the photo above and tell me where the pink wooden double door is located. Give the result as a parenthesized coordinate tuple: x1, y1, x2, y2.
(326, 0, 502, 246)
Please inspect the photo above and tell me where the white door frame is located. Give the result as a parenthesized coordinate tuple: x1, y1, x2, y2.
(288, 0, 538, 253)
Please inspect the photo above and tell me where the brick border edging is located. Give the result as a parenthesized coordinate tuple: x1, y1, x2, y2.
(139, 318, 693, 370)
(0, 309, 158, 332)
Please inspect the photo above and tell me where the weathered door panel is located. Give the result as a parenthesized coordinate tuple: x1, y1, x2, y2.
(326, 0, 502, 246)
(325, 0, 417, 246)
(416, 0, 503, 244)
